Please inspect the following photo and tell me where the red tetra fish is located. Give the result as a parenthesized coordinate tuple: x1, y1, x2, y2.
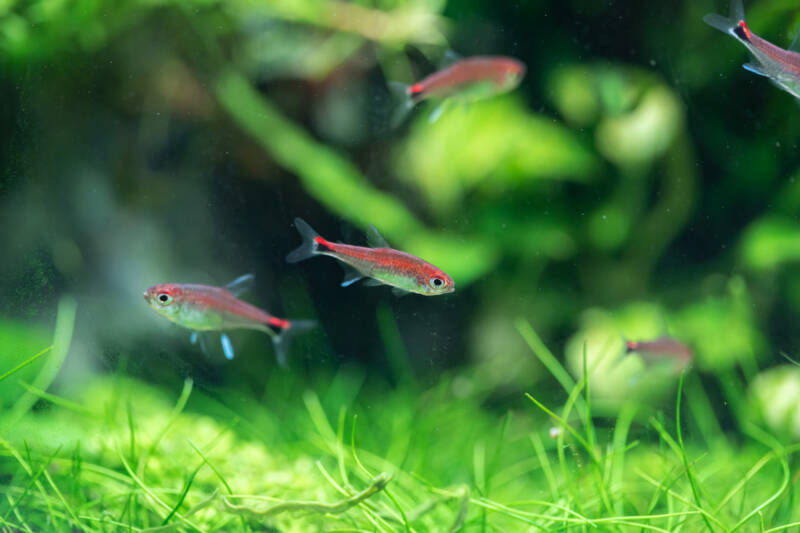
(704, 0, 800, 99)
(144, 274, 315, 365)
(286, 217, 454, 296)
(625, 337, 692, 373)
(393, 55, 526, 123)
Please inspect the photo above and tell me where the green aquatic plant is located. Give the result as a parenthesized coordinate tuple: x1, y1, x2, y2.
(0, 321, 799, 531)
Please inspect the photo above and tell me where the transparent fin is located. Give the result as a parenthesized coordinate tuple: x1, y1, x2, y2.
(730, 0, 745, 22)
(190, 331, 198, 345)
(389, 81, 415, 128)
(366, 225, 390, 248)
(340, 264, 364, 287)
(440, 49, 463, 68)
(198, 333, 209, 355)
(287, 217, 322, 263)
(221, 333, 235, 360)
(225, 273, 255, 297)
(703, 13, 737, 34)
(428, 102, 447, 123)
(271, 319, 316, 367)
(790, 25, 800, 53)
(391, 287, 411, 297)
(362, 279, 384, 287)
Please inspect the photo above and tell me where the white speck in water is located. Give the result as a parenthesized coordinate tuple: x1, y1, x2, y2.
(602, 215, 607, 220)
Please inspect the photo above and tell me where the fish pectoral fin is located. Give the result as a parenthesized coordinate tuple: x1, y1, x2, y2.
(742, 62, 767, 77)
(391, 287, 411, 297)
(340, 264, 365, 288)
(366, 225, 391, 248)
(225, 273, 255, 297)
(220, 333, 235, 360)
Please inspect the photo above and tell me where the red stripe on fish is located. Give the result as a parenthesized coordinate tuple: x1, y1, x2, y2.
(747, 31, 800, 76)
(152, 283, 280, 326)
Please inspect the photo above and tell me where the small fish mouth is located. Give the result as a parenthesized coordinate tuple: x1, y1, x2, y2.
(143, 291, 150, 302)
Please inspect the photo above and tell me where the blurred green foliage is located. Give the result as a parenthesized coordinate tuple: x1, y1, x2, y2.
(5, 0, 800, 527)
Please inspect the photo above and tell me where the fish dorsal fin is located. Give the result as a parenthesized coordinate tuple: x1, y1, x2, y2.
(225, 273, 255, 297)
(790, 25, 800, 53)
(440, 50, 463, 69)
(366, 225, 391, 248)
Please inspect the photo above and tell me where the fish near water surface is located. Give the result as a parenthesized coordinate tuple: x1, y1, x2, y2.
(393, 55, 526, 123)
(286, 217, 455, 296)
(143, 274, 315, 366)
(704, 0, 800, 99)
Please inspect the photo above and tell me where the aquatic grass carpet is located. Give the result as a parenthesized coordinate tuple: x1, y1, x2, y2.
(1, 341, 799, 532)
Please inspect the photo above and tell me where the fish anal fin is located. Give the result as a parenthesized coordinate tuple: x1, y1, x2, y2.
(428, 102, 447, 123)
(391, 287, 411, 297)
(366, 225, 391, 248)
(225, 273, 255, 297)
(340, 263, 365, 288)
(743, 62, 767, 77)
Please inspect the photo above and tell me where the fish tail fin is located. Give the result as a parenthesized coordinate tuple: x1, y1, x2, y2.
(287, 217, 325, 263)
(388, 81, 417, 128)
(623, 337, 637, 355)
(271, 319, 316, 366)
(703, 12, 737, 34)
(703, 0, 748, 40)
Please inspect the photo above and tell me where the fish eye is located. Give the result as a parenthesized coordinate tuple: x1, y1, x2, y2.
(429, 277, 444, 289)
(157, 293, 173, 305)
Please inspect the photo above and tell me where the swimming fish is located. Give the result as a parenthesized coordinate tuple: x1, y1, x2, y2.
(625, 337, 692, 372)
(143, 274, 315, 365)
(393, 55, 526, 123)
(286, 217, 455, 296)
(704, 0, 800, 99)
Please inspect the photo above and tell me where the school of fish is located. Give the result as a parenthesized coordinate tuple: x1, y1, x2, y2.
(144, 0, 787, 369)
